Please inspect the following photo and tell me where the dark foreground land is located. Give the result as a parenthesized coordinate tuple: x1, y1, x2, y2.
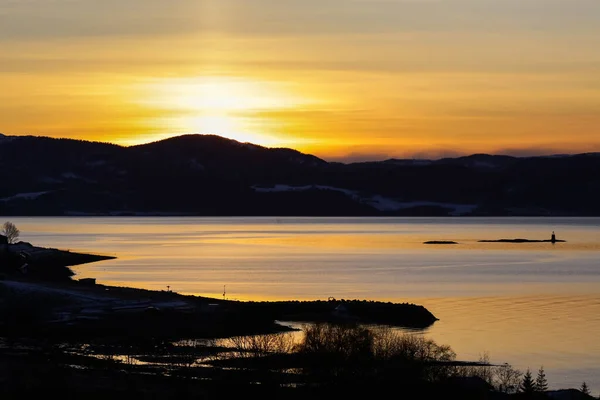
(0, 246, 594, 399)
(0, 278, 456, 399)
(2, 279, 596, 400)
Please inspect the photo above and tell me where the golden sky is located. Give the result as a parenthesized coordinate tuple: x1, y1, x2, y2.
(1, 0, 599, 161)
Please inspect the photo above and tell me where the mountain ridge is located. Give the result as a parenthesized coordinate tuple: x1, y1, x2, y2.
(0, 133, 598, 216)
(4, 132, 596, 163)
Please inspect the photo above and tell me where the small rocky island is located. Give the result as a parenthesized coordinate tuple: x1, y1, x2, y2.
(479, 232, 565, 244)
(423, 241, 459, 245)
(478, 238, 566, 243)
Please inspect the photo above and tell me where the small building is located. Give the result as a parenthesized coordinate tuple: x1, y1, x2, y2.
(0, 234, 7, 253)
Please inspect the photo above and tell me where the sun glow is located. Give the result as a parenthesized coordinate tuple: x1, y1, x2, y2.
(129, 77, 312, 146)
(163, 79, 289, 112)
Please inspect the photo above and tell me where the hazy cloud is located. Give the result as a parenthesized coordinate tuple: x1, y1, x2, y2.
(0, 0, 201, 40)
(2, 0, 599, 41)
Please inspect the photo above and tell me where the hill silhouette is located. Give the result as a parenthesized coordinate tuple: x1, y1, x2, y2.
(0, 134, 599, 216)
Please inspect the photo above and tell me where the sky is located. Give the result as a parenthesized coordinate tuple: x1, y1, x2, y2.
(1, 0, 599, 161)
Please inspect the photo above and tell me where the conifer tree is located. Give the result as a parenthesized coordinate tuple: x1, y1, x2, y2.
(581, 381, 590, 396)
(535, 366, 548, 392)
(520, 369, 535, 394)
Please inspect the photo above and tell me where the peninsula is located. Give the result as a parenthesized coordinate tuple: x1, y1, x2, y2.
(0, 240, 115, 281)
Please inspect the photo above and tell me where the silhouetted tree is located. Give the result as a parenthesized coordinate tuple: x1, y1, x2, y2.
(295, 323, 457, 384)
(581, 382, 590, 396)
(535, 366, 548, 392)
(468, 352, 494, 385)
(2, 221, 19, 244)
(520, 369, 535, 395)
(494, 363, 522, 394)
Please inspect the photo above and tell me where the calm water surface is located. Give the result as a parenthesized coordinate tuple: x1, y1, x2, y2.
(9, 217, 600, 394)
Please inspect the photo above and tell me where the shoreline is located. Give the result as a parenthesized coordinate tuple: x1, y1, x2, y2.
(1, 240, 438, 333)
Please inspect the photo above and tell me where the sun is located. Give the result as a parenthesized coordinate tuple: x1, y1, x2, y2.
(170, 79, 269, 112)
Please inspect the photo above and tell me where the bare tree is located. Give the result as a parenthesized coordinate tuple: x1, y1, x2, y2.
(2, 221, 20, 244)
(454, 352, 494, 385)
(493, 363, 523, 394)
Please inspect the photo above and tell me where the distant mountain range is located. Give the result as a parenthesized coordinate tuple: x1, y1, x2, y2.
(1, 133, 599, 216)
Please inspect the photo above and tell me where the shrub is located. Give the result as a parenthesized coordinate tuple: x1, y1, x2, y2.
(227, 332, 296, 358)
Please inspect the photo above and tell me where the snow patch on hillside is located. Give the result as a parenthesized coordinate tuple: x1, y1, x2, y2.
(252, 185, 477, 215)
(0, 191, 51, 202)
(86, 160, 108, 167)
(0, 134, 16, 144)
(188, 159, 205, 171)
(39, 176, 63, 184)
(61, 172, 97, 183)
(62, 172, 81, 179)
(472, 161, 498, 169)
(253, 184, 356, 196)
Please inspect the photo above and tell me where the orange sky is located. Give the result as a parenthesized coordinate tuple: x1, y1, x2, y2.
(1, 0, 599, 161)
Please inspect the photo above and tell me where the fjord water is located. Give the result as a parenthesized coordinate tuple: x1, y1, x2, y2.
(11, 217, 600, 393)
